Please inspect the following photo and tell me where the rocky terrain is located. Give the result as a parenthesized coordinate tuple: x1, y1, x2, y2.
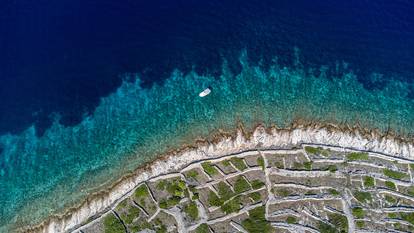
(75, 144, 414, 233)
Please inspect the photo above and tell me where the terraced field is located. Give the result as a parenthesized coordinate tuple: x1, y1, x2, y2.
(77, 145, 414, 233)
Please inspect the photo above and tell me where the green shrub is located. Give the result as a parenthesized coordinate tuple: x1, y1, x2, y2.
(234, 176, 251, 194)
(135, 184, 149, 198)
(248, 192, 262, 202)
(257, 157, 265, 170)
(388, 212, 398, 218)
(401, 212, 414, 225)
(184, 201, 199, 220)
(354, 191, 372, 203)
(208, 191, 222, 207)
(156, 180, 167, 190)
(201, 162, 218, 176)
(121, 206, 141, 225)
(303, 161, 313, 170)
(304, 146, 320, 154)
(317, 221, 336, 233)
(384, 195, 397, 204)
(363, 176, 374, 187)
(328, 189, 340, 196)
(352, 207, 365, 219)
(222, 160, 231, 166)
(230, 157, 247, 171)
(408, 186, 414, 196)
(241, 206, 273, 233)
(195, 223, 210, 233)
(275, 188, 290, 197)
(217, 181, 235, 199)
(103, 214, 125, 233)
(383, 168, 408, 180)
(187, 170, 199, 179)
(159, 196, 181, 209)
(250, 179, 265, 189)
(346, 152, 369, 161)
(328, 213, 348, 233)
(221, 196, 242, 214)
(385, 181, 396, 190)
(286, 216, 297, 224)
(327, 165, 338, 173)
(356, 220, 364, 228)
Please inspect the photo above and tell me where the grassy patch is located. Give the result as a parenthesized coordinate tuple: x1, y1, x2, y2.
(103, 214, 125, 233)
(159, 196, 181, 209)
(328, 213, 348, 233)
(241, 206, 273, 233)
(250, 179, 265, 189)
(201, 162, 218, 176)
(388, 212, 399, 218)
(184, 201, 199, 220)
(286, 216, 297, 224)
(304, 146, 330, 156)
(208, 191, 223, 207)
(257, 157, 265, 170)
(327, 165, 338, 173)
(353, 191, 372, 203)
(293, 162, 303, 170)
(317, 221, 336, 233)
(221, 160, 231, 166)
(217, 181, 235, 200)
(195, 223, 210, 233)
(328, 189, 340, 196)
(385, 181, 396, 190)
(234, 176, 251, 194)
(346, 152, 369, 161)
(248, 192, 262, 202)
(303, 161, 313, 170)
(156, 180, 167, 190)
(383, 168, 408, 180)
(186, 170, 199, 179)
(363, 176, 374, 188)
(230, 157, 247, 171)
(134, 184, 149, 198)
(165, 179, 187, 197)
(120, 205, 141, 225)
(356, 220, 364, 228)
(408, 186, 414, 196)
(401, 212, 414, 225)
(352, 207, 365, 219)
(221, 195, 242, 214)
(275, 188, 290, 197)
(384, 195, 397, 204)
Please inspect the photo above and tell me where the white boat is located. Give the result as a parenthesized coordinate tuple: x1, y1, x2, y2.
(199, 87, 211, 97)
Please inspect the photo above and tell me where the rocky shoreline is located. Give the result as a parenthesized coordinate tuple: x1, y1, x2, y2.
(20, 124, 414, 233)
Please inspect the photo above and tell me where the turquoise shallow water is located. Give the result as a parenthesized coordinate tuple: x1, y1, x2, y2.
(0, 53, 413, 230)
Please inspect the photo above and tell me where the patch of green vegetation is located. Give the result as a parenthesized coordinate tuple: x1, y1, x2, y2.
(129, 221, 152, 232)
(401, 212, 414, 225)
(234, 176, 251, 194)
(103, 214, 125, 233)
(385, 181, 396, 190)
(208, 191, 223, 207)
(187, 170, 199, 179)
(250, 179, 265, 189)
(230, 157, 247, 171)
(328, 189, 340, 196)
(221, 160, 231, 166)
(152, 218, 167, 233)
(257, 157, 265, 170)
(304, 146, 321, 154)
(274, 161, 284, 169)
(135, 184, 150, 199)
(217, 181, 235, 200)
(159, 196, 181, 209)
(352, 207, 365, 219)
(156, 180, 167, 190)
(410, 163, 414, 170)
(201, 162, 218, 176)
(275, 188, 290, 197)
(303, 161, 313, 170)
(195, 223, 210, 233)
(388, 212, 399, 218)
(353, 191, 372, 203)
(363, 176, 374, 188)
(221, 195, 242, 214)
(241, 206, 273, 233)
(383, 168, 408, 180)
(346, 152, 369, 161)
(328, 213, 348, 233)
(408, 186, 414, 196)
(165, 179, 187, 197)
(327, 165, 338, 173)
(384, 195, 397, 204)
(116, 199, 128, 211)
(121, 205, 141, 225)
(286, 216, 297, 224)
(248, 192, 262, 202)
(184, 201, 199, 220)
(318, 221, 336, 233)
(356, 220, 364, 228)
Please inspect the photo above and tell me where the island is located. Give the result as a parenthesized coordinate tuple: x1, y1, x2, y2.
(28, 126, 414, 233)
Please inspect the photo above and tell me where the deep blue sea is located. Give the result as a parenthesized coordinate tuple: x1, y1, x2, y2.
(0, 0, 413, 231)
